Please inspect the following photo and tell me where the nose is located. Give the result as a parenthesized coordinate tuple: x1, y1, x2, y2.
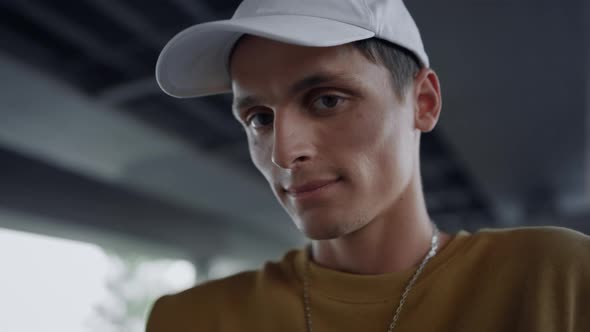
(271, 109, 315, 169)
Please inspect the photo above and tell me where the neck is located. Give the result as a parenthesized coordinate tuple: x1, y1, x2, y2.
(310, 173, 451, 275)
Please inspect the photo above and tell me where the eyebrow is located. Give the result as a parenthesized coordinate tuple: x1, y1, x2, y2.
(232, 72, 356, 114)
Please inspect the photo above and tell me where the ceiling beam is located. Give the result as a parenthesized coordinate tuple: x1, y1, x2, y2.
(98, 78, 240, 139)
(98, 77, 162, 105)
(0, 26, 56, 68)
(4, 0, 141, 75)
(0, 145, 291, 258)
(168, 0, 218, 22)
(81, 0, 169, 49)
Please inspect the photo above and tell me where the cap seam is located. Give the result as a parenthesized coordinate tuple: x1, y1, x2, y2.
(232, 13, 375, 32)
(361, 0, 375, 29)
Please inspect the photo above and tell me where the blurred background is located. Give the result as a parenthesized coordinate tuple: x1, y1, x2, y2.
(0, 0, 588, 331)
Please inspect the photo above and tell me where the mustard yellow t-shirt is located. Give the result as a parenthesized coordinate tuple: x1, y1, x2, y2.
(146, 226, 590, 332)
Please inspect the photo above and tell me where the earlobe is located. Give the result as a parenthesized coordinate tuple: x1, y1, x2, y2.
(413, 68, 442, 133)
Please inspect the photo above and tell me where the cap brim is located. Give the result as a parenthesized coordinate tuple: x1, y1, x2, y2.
(156, 15, 375, 98)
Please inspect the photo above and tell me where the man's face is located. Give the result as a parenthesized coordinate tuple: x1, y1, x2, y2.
(230, 36, 419, 240)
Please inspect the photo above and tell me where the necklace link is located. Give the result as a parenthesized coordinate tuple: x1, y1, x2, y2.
(303, 222, 440, 332)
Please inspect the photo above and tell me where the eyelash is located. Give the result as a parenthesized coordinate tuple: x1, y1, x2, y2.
(245, 110, 273, 128)
(243, 92, 348, 128)
(308, 94, 346, 112)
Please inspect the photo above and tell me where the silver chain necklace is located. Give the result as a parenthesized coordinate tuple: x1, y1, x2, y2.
(302, 223, 440, 332)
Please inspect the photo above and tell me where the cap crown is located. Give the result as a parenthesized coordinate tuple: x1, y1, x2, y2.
(232, 0, 429, 66)
(234, 0, 371, 30)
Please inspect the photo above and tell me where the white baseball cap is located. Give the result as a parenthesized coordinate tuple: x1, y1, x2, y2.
(156, 0, 429, 98)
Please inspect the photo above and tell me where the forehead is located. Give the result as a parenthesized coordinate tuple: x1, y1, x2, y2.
(229, 36, 388, 107)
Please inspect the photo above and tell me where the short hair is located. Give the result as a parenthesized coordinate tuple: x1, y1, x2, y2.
(350, 38, 422, 99)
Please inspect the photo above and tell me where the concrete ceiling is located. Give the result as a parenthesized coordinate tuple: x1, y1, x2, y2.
(410, 0, 589, 224)
(0, 0, 587, 265)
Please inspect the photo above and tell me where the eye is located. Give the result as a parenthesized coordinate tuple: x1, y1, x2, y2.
(311, 95, 344, 111)
(246, 111, 274, 129)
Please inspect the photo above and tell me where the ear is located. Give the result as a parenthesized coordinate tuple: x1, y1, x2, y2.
(412, 68, 442, 133)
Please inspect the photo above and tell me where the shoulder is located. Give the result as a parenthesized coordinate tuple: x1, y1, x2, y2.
(145, 270, 257, 331)
(174, 269, 259, 305)
(472, 226, 590, 266)
(146, 249, 302, 331)
(475, 225, 589, 250)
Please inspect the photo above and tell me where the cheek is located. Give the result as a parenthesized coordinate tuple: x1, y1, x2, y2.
(346, 105, 394, 154)
(247, 133, 274, 182)
(340, 106, 409, 189)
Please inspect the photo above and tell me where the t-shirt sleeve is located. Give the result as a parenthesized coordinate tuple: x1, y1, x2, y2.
(572, 229, 590, 331)
(145, 295, 174, 332)
(548, 227, 590, 331)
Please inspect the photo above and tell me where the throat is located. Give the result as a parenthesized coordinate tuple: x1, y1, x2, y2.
(310, 218, 446, 275)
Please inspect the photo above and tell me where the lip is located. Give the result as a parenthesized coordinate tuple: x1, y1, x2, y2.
(284, 178, 340, 199)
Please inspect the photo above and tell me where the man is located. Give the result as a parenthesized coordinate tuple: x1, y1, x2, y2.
(147, 0, 589, 331)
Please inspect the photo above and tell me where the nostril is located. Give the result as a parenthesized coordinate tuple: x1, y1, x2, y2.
(271, 129, 315, 169)
(293, 155, 310, 163)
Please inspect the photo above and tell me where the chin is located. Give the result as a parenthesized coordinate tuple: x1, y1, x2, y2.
(300, 225, 342, 240)
(293, 213, 369, 240)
